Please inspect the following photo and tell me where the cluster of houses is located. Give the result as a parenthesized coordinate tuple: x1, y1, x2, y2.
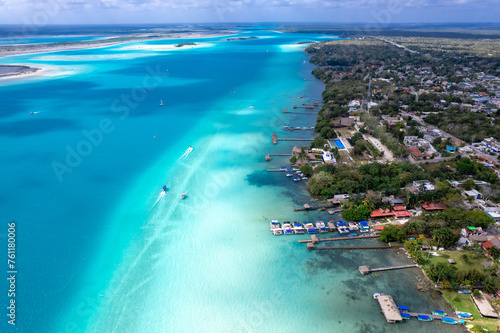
(404, 136, 439, 160)
(473, 137, 500, 156)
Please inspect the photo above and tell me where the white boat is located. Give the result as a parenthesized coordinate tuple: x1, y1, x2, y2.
(301, 176, 308, 180)
(286, 173, 293, 177)
(282, 222, 294, 235)
(373, 293, 384, 299)
(270, 220, 281, 230)
(293, 222, 305, 234)
(293, 177, 301, 182)
(348, 222, 359, 231)
(159, 99, 164, 106)
(273, 229, 283, 235)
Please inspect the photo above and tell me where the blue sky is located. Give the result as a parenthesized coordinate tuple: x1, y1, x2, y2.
(0, 0, 499, 24)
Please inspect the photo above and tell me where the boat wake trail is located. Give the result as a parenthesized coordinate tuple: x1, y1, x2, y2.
(179, 146, 194, 159)
(151, 191, 166, 209)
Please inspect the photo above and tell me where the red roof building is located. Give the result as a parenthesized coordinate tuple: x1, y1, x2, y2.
(421, 203, 447, 211)
(370, 208, 394, 218)
(409, 148, 431, 160)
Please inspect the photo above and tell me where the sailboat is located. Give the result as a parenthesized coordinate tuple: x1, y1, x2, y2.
(159, 99, 164, 106)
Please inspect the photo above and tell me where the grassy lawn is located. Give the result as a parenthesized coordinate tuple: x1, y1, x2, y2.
(442, 290, 499, 332)
(422, 250, 486, 272)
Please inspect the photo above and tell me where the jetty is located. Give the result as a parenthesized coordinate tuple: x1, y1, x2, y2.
(358, 264, 418, 275)
(307, 244, 402, 250)
(299, 235, 378, 243)
(277, 138, 314, 141)
(265, 153, 293, 161)
(293, 203, 334, 211)
(272, 133, 277, 144)
(376, 295, 402, 323)
(374, 294, 462, 323)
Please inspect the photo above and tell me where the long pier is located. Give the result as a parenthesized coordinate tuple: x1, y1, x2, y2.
(294, 204, 334, 211)
(307, 244, 402, 250)
(358, 264, 418, 275)
(277, 138, 314, 141)
(299, 235, 378, 243)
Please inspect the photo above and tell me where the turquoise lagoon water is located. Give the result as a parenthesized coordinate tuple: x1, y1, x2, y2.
(0, 31, 457, 332)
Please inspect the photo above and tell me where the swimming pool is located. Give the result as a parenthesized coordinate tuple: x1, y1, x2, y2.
(334, 139, 345, 149)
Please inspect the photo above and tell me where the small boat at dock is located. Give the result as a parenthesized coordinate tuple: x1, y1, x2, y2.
(304, 222, 317, 234)
(432, 310, 446, 316)
(373, 292, 384, 299)
(286, 173, 293, 177)
(270, 220, 280, 230)
(401, 313, 411, 320)
(398, 305, 408, 312)
(282, 222, 294, 235)
(293, 177, 301, 182)
(417, 315, 432, 322)
(348, 222, 359, 230)
(293, 222, 305, 234)
(327, 221, 336, 232)
(442, 317, 462, 325)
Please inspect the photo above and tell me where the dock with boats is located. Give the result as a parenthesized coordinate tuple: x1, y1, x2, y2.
(358, 264, 418, 275)
(374, 294, 464, 324)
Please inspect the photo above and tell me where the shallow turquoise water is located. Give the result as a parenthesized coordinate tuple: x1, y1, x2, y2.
(0, 30, 458, 333)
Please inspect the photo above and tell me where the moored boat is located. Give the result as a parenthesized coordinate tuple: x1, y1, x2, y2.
(417, 315, 432, 321)
(282, 222, 294, 235)
(398, 305, 409, 312)
(273, 229, 283, 235)
(441, 317, 458, 325)
(286, 173, 293, 177)
(293, 177, 301, 182)
(432, 310, 447, 316)
(293, 222, 305, 234)
(401, 313, 411, 320)
(270, 220, 281, 231)
(373, 292, 384, 299)
(348, 222, 359, 230)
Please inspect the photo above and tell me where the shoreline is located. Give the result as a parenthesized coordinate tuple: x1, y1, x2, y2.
(0, 30, 239, 59)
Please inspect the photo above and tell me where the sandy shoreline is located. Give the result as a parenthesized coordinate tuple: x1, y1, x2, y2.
(0, 31, 237, 83)
(0, 31, 238, 59)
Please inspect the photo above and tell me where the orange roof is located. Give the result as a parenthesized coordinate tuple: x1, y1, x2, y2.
(393, 206, 407, 211)
(421, 203, 447, 211)
(482, 241, 495, 249)
(370, 208, 394, 218)
(394, 210, 412, 218)
(374, 225, 386, 231)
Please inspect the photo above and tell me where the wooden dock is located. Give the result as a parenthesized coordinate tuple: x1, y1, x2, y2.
(299, 235, 378, 243)
(358, 264, 418, 275)
(277, 138, 314, 141)
(293, 203, 334, 211)
(272, 133, 277, 144)
(375, 294, 463, 323)
(307, 244, 403, 250)
(376, 295, 402, 323)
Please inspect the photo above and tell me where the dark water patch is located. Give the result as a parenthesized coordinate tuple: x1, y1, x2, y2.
(245, 169, 282, 188)
(0, 118, 78, 136)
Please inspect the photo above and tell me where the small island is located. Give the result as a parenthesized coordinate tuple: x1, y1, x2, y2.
(174, 42, 197, 47)
(0, 65, 40, 78)
(226, 36, 259, 41)
(296, 41, 315, 44)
